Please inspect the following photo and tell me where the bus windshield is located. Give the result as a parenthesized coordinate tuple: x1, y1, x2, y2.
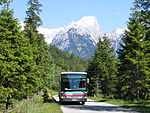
(61, 74, 87, 91)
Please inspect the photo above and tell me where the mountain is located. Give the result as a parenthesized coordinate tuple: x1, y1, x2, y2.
(47, 16, 104, 60)
(38, 27, 64, 44)
(38, 16, 125, 60)
(108, 28, 126, 52)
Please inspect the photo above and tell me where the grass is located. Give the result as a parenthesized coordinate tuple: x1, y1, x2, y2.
(0, 90, 62, 113)
(25, 100, 62, 113)
(89, 97, 150, 113)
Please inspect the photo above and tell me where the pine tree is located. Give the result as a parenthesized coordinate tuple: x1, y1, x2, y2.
(133, 0, 150, 99)
(133, 0, 150, 32)
(24, 0, 55, 92)
(42, 44, 54, 89)
(24, 0, 42, 32)
(133, 0, 150, 62)
(87, 35, 117, 97)
(0, 0, 39, 109)
(118, 18, 147, 100)
(118, 0, 150, 99)
(24, 0, 44, 88)
(24, 0, 43, 61)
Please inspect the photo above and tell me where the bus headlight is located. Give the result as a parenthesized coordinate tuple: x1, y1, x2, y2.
(61, 96, 65, 99)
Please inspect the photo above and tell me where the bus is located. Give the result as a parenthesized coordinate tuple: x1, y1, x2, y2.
(59, 72, 88, 105)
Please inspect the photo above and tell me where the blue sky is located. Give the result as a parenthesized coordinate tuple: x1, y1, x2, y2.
(11, 0, 134, 33)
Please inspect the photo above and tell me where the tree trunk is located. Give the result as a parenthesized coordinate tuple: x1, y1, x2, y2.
(96, 78, 102, 97)
(136, 55, 140, 100)
(6, 97, 10, 110)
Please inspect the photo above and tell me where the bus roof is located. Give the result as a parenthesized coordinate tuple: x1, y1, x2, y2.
(61, 72, 87, 75)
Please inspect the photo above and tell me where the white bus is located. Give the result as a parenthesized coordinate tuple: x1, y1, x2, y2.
(59, 72, 88, 105)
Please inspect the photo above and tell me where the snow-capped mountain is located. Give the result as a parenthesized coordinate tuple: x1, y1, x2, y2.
(38, 27, 63, 44)
(38, 16, 125, 60)
(108, 28, 126, 52)
(50, 16, 104, 60)
(51, 16, 104, 44)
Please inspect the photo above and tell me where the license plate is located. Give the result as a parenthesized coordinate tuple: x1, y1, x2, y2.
(72, 99, 77, 101)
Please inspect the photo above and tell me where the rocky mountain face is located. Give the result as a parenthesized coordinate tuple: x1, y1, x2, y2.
(39, 16, 125, 60)
(49, 16, 104, 60)
(52, 28, 97, 60)
(108, 28, 125, 52)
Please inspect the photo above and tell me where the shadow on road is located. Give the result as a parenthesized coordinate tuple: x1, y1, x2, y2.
(87, 100, 108, 102)
(123, 106, 150, 113)
(61, 102, 81, 105)
(62, 104, 139, 113)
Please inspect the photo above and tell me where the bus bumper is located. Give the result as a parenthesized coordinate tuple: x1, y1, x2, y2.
(60, 98, 87, 102)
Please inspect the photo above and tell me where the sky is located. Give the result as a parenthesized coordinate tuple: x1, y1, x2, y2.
(10, 0, 134, 33)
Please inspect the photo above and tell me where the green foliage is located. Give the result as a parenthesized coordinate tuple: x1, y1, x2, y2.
(24, 0, 53, 91)
(49, 46, 87, 72)
(24, 0, 43, 65)
(42, 44, 55, 90)
(0, 0, 54, 110)
(24, 0, 42, 31)
(46, 46, 88, 90)
(87, 35, 117, 97)
(6, 94, 63, 113)
(89, 97, 150, 113)
(117, 0, 150, 100)
(0, 2, 40, 110)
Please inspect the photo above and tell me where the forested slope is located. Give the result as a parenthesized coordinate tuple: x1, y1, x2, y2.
(49, 46, 88, 72)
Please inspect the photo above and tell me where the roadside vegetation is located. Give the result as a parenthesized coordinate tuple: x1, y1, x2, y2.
(87, 1, 150, 113)
(0, 90, 62, 113)
(89, 97, 150, 113)
(87, 0, 150, 104)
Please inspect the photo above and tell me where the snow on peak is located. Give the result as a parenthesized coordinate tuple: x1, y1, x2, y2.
(77, 16, 99, 27)
(65, 16, 103, 44)
(37, 16, 125, 51)
(38, 27, 63, 44)
(47, 16, 104, 45)
(113, 28, 126, 35)
(108, 28, 125, 52)
(67, 16, 102, 31)
(108, 28, 125, 40)
(33, 16, 125, 59)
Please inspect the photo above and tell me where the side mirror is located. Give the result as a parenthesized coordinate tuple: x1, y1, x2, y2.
(87, 78, 89, 84)
(58, 76, 61, 82)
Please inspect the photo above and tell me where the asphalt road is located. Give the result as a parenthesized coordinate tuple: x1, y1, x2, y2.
(53, 95, 139, 113)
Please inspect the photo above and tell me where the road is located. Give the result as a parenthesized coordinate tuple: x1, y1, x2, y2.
(53, 95, 139, 113)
